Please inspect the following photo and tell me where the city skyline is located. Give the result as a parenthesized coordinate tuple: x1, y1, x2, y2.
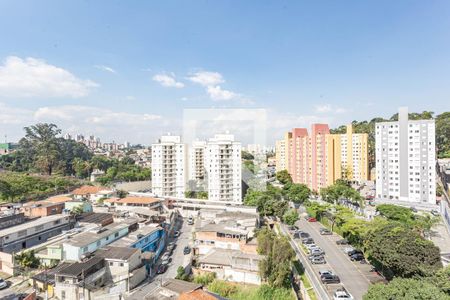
(1, 1, 450, 144)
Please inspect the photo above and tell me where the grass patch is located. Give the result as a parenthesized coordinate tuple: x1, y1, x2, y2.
(206, 280, 296, 300)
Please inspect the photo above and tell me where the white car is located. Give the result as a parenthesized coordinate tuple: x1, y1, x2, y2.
(319, 270, 334, 277)
(306, 244, 319, 250)
(0, 278, 7, 289)
(333, 288, 354, 300)
(343, 246, 354, 254)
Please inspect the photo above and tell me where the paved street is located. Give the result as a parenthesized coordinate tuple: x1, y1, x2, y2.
(295, 216, 372, 300)
(126, 218, 193, 299)
(0, 287, 17, 300)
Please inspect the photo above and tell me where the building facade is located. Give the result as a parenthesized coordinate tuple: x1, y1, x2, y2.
(375, 107, 436, 204)
(152, 135, 187, 198)
(205, 134, 242, 202)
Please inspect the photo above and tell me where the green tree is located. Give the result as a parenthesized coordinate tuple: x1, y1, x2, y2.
(117, 190, 128, 198)
(430, 265, 450, 296)
(276, 170, 292, 184)
(175, 266, 190, 281)
(376, 204, 414, 223)
(282, 209, 299, 226)
(15, 250, 40, 269)
(283, 183, 311, 204)
(363, 278, 449, 300)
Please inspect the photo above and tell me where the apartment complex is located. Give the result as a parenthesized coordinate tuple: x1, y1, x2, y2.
(205, 134, 242, 202)
(189, 140, 207, 182)
(375, 107, 436, 204)
(152, 135, 187, 198)
(276, 124, 369, 191)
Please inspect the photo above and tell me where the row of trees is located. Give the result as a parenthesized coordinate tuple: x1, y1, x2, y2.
(319, 180, 362, 205)
(0, 172, 82, 202)
(0, 123, 151, 186)
(305, 201, 449, 298)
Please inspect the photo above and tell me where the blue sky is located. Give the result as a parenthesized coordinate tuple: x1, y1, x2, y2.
(0, 1, 449, 145)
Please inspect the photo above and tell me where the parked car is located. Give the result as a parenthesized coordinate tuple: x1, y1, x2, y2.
(431, 209, 440, 216)
(298, 231, 310, 238)
(161, 257, 172, 265)
(333, 288, 354, 300)
(320, 228, 332, 235)
(161, 252, 171, 261)
(167, 243, 176, 253)
(302, 237, 314, 244)
(306, 244, 319, 250)
(321, 274, 340, 284)
(0, 278, 7, 289)
(347, 249, 363, 257)
(311, 257, 326, 264)
(310, 248, 325, 255)
(156, 264, 168, 274)
(336, 239, 349, 245)
(308, 253, 324, 260)
(174, 231, 181, 238)
(319, 270, 334, 277)
(183, 246, 191, 255)
(343, 247, 355, 254)
(350, 253, 365, 261)
(307, 217, 317, 222)
(289, 225, 299, 232)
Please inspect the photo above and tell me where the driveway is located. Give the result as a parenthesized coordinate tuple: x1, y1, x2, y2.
(295, 216, 372, 300)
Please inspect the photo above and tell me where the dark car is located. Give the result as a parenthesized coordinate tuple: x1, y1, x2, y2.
(302, 238, 314, 245)
(350, 253, 365, 261)
(348, 249, 363, 257)
(321, 274, 340, 284)
(336, 239, 349, 245)
(157, 264, 168, 274)
(288, 225, 299, 232)
(183, 246, 191, 255)
(299, 231, 310, 238)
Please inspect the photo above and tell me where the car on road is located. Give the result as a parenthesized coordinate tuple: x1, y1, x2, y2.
(321, 274, 340, 284)
(431, 209, 440, 216)
(310, 248, 325, 255)
(161, 257, 172, 265)
(183, 246, 191, 255)
(173, 231, 181, 238)
(161, 252, 171, 261)
(297, 231, 310, 238)
(302, 237, 314, 244)
(333, 288, 354, 300)
(347, 249, 363, 257)
(307, 217, 317, 222)
(288, 225, 299, 232)
(320, 228, 332, 235)
(306, 244, 319, 250)
(0, 278, 7, 289)
(311, 257, 326, 264)
(156, 264, 168, 274)
(336, 239, 349, 245)
(350, 253, 365, 261)
(319, 270, 334, 277)
(343, 246, 355, 254)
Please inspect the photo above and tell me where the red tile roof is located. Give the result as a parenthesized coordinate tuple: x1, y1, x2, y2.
(105, 196, 160, 205)
(72, 185, 110, 195)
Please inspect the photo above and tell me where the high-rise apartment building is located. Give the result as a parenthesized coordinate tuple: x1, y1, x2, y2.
(205, 134, 242, 202)
(275, 140, 286, 172)
(375, 107, 436, 204)
(151, 135, 187, 198)
(277, 124, 369, 191)
(189, 140, 207, 182)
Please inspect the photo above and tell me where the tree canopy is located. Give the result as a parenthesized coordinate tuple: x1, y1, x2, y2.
(275, 170, 292, 184)
(283, 183, 311, 204)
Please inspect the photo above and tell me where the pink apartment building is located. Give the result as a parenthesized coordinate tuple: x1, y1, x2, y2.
(287, 124, 330, 191)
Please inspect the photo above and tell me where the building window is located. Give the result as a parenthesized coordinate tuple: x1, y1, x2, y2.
(61, 291, 65, 299)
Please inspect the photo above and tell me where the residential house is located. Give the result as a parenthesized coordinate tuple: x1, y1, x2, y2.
(71, 185, 114, 203)
(196, 248, 262, 285)
(79, 213, 114, 227)
(62, 223, 129, 261)
(22, 202, 64, 217)
(104, 196, 161, 211)
(0, 212, 26, 229)
(31, 262, 71, 298)
(65, 200, 93, 213)
(144, 279, 203, 300)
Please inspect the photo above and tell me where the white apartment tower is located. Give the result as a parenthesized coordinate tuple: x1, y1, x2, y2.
(205, 134, 242, 202)
(375, 107, 436, 204)
(151, 135, 187, 198)
(189, 140, 207, 182)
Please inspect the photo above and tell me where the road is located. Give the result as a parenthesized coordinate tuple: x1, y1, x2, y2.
(296, 216, 371, 300)
(0, 288, 18, 300)
(126, 218, 193, 299)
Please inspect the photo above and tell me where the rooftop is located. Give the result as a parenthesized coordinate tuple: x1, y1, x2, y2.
(197, 222, 248, 236)
(56, 255, 104, 277)
(63, 223, 128, 247)
(0, 215, 70, 238)
(79, 212, 113, 224)
(72, 185, 111, 196)
(32, 262, 72, 284)
(46, 195, 73, 203)
(198, 248, 261, 268)
(161, 279, 202, 294)
(110, 224, 161, 247)
(216, 211, 258, 219)
(105, 196, 160, 205)
(179, 289, 225, 300)
(96, 246, 139, 260)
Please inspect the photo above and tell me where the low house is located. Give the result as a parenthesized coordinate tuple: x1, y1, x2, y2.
(31, 262, 71, 298)
(145, 279, 203, 300)
(0, 214, 75, 254)
(97, 246, 146, 292)
(54, 256, 106, 300)
(104, 196, 161, 211)
(0, 212, 26, 229)
(46, 195, 73, 204)
(196, 248, 262, 285)
(22, 202, 64, 217)
(64, 200, 93, 213)
(71, 185, 113, 202)
(194, 222, 250, 255)
(62, 223, 129, 261)
(79, 212, 114, 227)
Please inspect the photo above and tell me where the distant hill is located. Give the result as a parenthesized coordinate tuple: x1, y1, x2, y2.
(330, 111, 450, 169)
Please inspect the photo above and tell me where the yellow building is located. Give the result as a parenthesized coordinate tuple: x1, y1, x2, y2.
(275, 132, 292, 172)
(326, 124, 369, 185)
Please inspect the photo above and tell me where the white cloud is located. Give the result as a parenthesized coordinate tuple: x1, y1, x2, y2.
(206, 85, 239, 101)
(315, 104, 347, 114)
(187, 71, 224, 86)
(0, 56, 98, 98)
(95, 65, 117, 74)
(0, 102, 32, 125)
(152, 73, 184, 88)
